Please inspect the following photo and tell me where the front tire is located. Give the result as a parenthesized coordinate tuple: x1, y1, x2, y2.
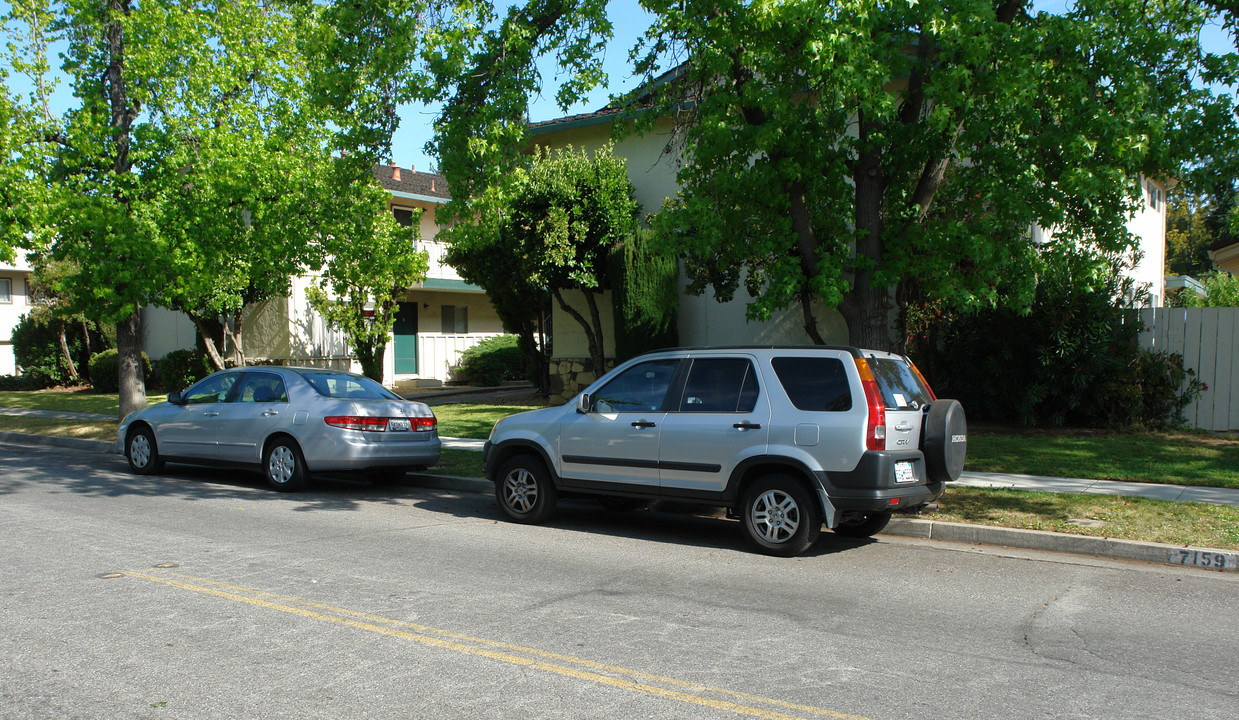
(126, 426, 164, 475)
(496, 455, 558, 524)
(264, 438, 309, 492)
(740, 475, 822, 557)
(833, 512, 892, 538)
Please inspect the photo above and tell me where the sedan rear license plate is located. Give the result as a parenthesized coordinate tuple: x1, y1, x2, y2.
(387, 418, 411, 432)
(894, 461, 915, 484)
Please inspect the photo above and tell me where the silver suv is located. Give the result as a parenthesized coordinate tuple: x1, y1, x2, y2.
(483, 347, 966, 556)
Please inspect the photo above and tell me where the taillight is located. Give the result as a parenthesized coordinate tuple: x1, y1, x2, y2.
(324, 416, 437, 433)
(854, 358, 886, 451)
(324, 416, 389, 432)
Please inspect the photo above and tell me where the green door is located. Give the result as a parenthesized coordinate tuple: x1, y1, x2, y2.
(393, 302, 418, 374)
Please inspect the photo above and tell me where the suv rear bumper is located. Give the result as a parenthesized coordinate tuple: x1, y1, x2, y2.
(817, 450, 946, 512)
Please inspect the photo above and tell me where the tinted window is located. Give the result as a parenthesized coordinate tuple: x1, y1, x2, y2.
(592, 360, 679, 413)
(300, 371, 401, 400)
(866, 356, 932, 410)
(677, 358, 759, 412)
(183, 373, 239, 405)
(771, 357, 852, 412)
(236, 373, 288, 403)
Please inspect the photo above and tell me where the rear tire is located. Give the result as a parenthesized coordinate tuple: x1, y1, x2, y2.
(264, 438, 309, 492)
(740, 475, 822, 557)
(126, 426, 164, 475)
(833, 512, 892, 538)
(496, 455, 558, 523)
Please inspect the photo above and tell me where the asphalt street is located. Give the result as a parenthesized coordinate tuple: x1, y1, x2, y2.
(3, 442, 1238, 720)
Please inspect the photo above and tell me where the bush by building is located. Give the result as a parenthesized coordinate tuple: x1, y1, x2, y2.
(452, 335, 527, 387)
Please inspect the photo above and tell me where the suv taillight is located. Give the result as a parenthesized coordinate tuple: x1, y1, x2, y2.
(854, 358, 886, 451)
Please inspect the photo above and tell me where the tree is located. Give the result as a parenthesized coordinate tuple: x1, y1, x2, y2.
(3, 0, 370, 416)
(1166, 184, 1221, 277)
(629, 0, 1239, 351)
(1177, 271, 1239, 306)
(305, 179, 429, 381)
(446, 145, 637, 377)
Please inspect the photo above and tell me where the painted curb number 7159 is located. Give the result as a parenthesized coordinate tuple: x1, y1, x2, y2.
(1172, 549, 1234, 570)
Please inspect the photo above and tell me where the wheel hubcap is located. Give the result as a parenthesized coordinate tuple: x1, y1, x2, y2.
(269, 446, 295, 484)
(503, 469, 538, 513)
(751, 489, 800, 543)
(130, 435, 150, 468)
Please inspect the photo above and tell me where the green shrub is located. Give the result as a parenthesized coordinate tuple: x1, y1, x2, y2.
(89, 349, 152, 393)
(157, 349, 213, 391)
(10, 314, 105, 387)
(912, 249, 1201, 429)
(453, 335, 527, 386)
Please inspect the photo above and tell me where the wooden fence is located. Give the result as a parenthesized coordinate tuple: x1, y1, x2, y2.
(1138, 308, 1239, 432)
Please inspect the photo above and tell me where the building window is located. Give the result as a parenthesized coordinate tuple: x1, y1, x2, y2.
(441, 305, 468, 334)
(391, 206, 418, 227)
(0, 278, 11, 303)
(1147, 181, 1161, 210)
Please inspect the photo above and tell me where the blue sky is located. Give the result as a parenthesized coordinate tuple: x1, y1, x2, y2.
(3, 1, 1234, 175)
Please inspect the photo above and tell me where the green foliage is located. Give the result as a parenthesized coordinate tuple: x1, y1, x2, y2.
(1177, 272, 1239, 307)
(10, 314, 104, 387)
(1166, 184, 1222, 277)
(916, 249, 1199, 429)
(443, 144, 638, 377)
(156, 349, 213, 392)
(305, 180, 430, 381)
(609, 228, 679, 361)
(628, 1, 1237, 348)
(89, 349, 151, 394)
(452, 335, 527, 387)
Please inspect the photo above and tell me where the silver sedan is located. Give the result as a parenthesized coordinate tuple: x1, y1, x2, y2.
(116, 366, 441, 491)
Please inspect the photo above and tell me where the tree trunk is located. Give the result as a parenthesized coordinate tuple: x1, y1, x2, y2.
(222, 312, 246, 366)
(57, 320, 80, 382)
(116, 305, 147, 420)
(192, 316, 228, 370)
(840, 112, 894, 351)
(552, 288, 606, 377)
(79, 319, 93, 383)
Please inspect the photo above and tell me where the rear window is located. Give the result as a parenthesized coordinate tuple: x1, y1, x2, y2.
(299, 371, 401, 400)
(865, 356, 932, 410)
(771, 357, 852, 411)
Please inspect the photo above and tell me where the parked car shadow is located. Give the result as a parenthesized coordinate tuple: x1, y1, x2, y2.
(403, 486, 874, 557)
(0, 444, 414, 513)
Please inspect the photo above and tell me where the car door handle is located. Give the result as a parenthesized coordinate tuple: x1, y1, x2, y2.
(894, 421, 914, 431)
(202, 412, 220, 417)
(631, 421, 657, 428)
(733, 422, 762, 430)
(263, 410, 279, 417)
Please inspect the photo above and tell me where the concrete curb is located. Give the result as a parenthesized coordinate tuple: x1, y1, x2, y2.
(885, 517, 1239, 572)
(0, 431, 114, 454)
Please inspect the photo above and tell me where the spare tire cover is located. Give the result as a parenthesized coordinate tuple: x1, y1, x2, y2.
(922, 399, 967, 483)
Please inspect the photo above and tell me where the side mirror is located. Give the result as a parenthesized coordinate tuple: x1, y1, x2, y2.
(576, 393, 591, 414)
(167, 392, 185, 406)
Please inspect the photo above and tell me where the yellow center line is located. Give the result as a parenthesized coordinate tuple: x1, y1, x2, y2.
(122, 569, 875, 720)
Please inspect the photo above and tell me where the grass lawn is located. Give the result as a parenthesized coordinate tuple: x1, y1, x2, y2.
(967, 428, 1239, 490)
(930, 486, 1239, 550)
(0, 389, 167, 416)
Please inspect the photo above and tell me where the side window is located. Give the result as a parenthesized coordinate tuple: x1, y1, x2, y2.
(236, 373, 288, 403)
(183, 374, 239, 405)
(771, 357, 852, 412)
(677, 358, 760, 412)
(592, 360, 680, 413)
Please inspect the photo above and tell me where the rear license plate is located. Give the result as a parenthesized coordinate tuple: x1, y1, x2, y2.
(894, 461, 915, 484)
(387, 418, 411, 432)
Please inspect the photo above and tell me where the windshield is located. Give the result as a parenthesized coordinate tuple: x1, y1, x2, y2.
(299, 371, 402, 400)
